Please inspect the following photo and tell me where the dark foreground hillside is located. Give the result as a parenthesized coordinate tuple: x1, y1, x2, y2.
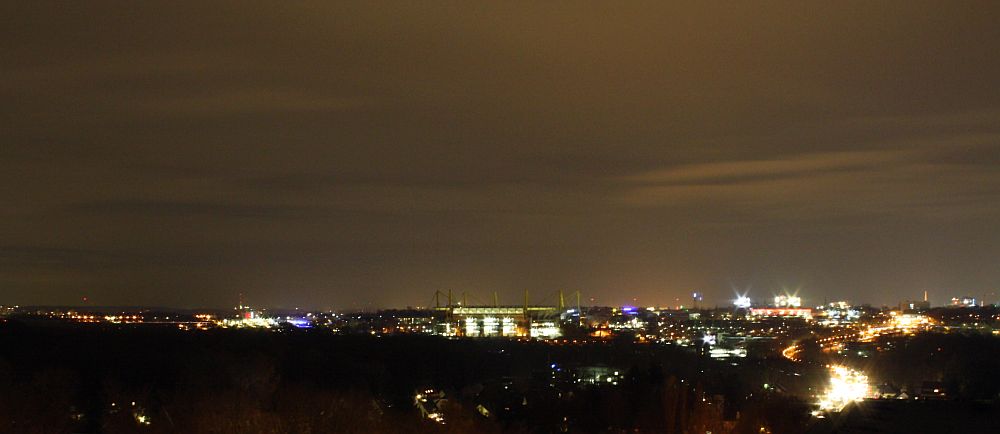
(2, 321, 998, 434)
(0, 321, 799, 434)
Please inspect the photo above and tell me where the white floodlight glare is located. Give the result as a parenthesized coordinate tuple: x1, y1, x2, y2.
(733, 296, 752, 309)
(774, 294, 802, 308)
(817, 365, 869, 412)
(702, 333, 717, 346)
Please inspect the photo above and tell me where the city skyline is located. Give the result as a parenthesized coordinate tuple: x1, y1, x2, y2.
(3, 2, 1000, 308)
(1, 287, 981, 312)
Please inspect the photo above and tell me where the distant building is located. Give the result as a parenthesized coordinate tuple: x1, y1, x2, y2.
(692, 292, 704, 309)
(899, 300, 930, 311)
(815, 301, 861, 326)
(749, 307, 812, 320)
(874, 383, 900, 399)
(901, 290, 931, 311)
(437, 305, 565, 338)
(950, 296, 977, 307)
(450, 307, 527, 337)
(919, 381, 947, 400)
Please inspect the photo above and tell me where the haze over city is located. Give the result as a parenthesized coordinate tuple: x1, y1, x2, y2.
(4, 1, 999, 309)
(5, 3, 1000, 434)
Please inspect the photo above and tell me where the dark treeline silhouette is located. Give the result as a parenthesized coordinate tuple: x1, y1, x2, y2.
(0, 320, 812, 433)
(865, 332, 1000, 400)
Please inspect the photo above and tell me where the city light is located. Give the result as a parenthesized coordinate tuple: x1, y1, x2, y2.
(702, 332, 717, 346)
(6, 4, 999, 432)
(530, 321, 562, 339)
(891, 313, 931, 329)
(782, 344, 802, 362)
(733, 295, 752, 309)
(774, 295, 802, 308)
(817, 365, 869, 413)
(219, 317, 277, 328)
(749, 308, 812, 319)
(464, 317, 479, 336)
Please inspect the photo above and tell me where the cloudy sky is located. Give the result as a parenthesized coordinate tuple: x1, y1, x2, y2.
(3, 1, 999, 308)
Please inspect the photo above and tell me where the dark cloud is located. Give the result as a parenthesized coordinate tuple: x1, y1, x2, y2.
(68, 200, 316, 219)
(2, 1, 999, 308)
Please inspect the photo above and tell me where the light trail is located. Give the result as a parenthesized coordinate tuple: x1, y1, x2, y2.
(783, 314, 936, 363)
(782, 343, 801, 362)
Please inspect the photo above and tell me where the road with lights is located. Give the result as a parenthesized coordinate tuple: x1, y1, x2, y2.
(777, 313, 939, 417)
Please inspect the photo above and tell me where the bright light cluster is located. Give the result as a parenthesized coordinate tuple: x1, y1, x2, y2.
(530, 321, 562, 339)
(733, 296, 752, 309)
(415, 390, 446, 425)
(463, 316, 521, 337)
(219, 317, 277, 328)
(749, 308, 812, 319)
(709, 348, 747, 359)
(464, 317, 479, 336)
(774, 295, 802, 308)
(817, 365, 869, 413)
(891, 313, 930, 329)
(815, 301, 860, 326)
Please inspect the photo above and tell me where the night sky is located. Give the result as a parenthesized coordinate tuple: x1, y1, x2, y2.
(3, 2, 999, 309)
